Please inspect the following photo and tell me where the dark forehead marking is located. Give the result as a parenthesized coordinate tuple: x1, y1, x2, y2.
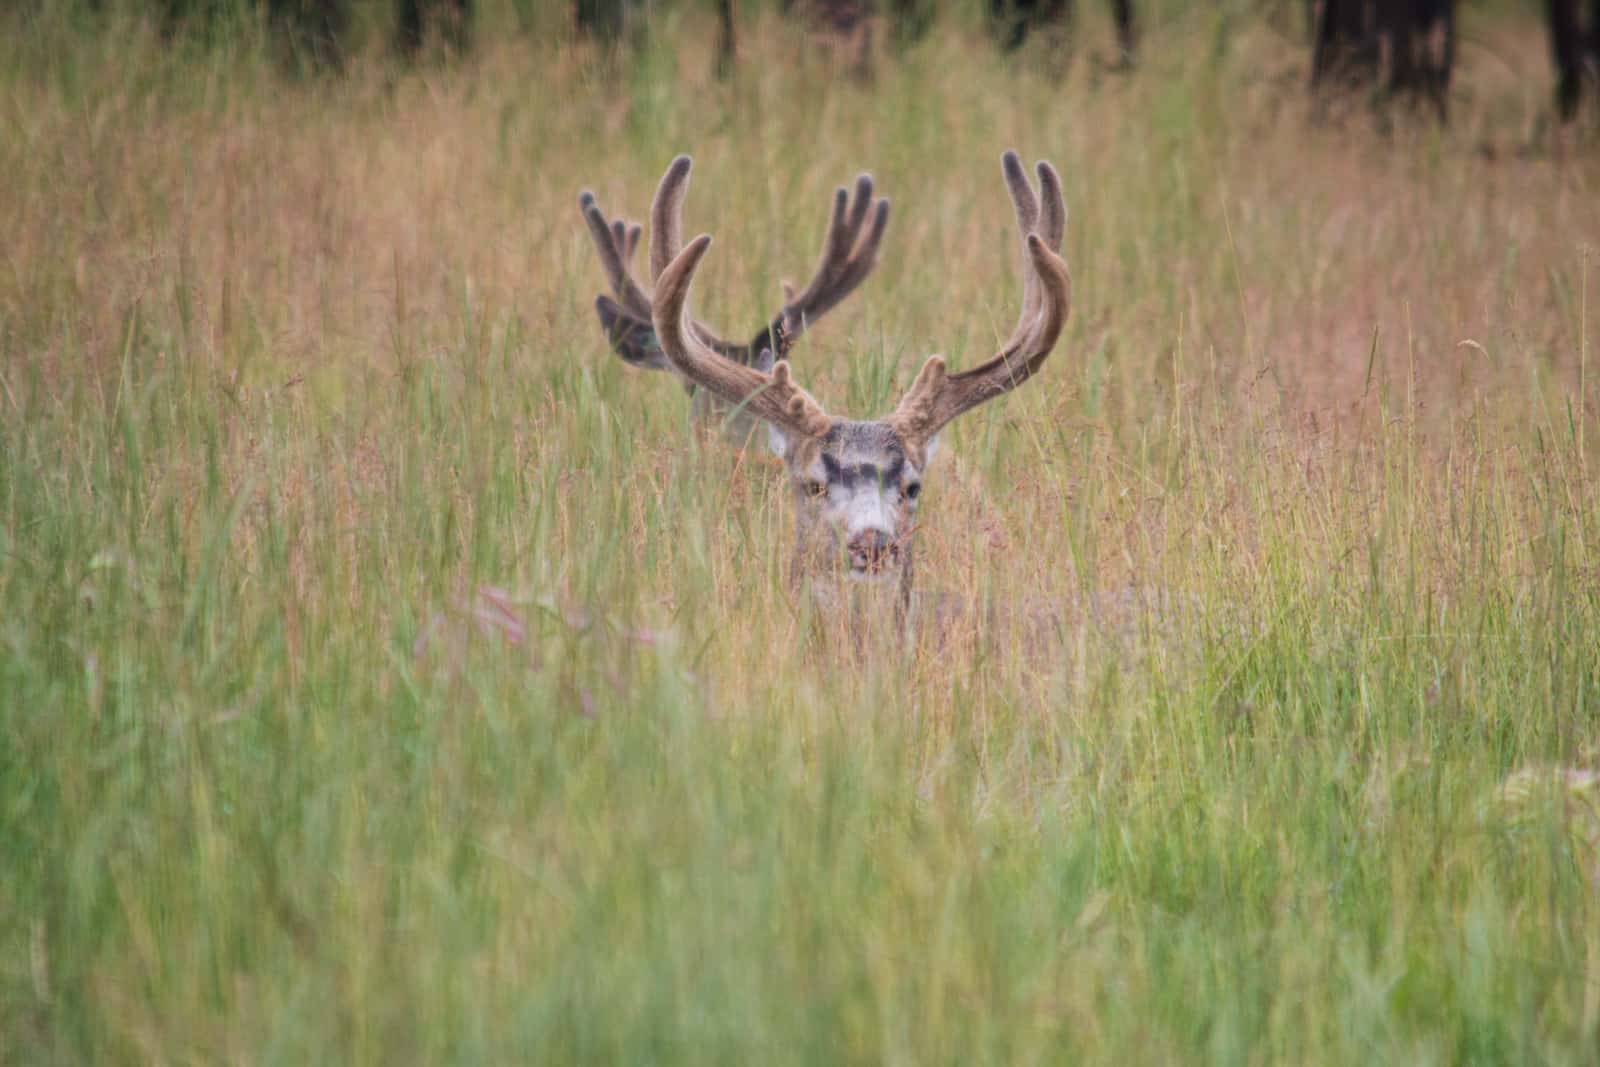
(817, 421, 912, 488)
(821, 460, 911, 490)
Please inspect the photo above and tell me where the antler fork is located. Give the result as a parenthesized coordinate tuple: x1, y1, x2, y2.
(652, 233, 836, 442)
(579, 156, 889, 372)
(887, 152, 1071, 449)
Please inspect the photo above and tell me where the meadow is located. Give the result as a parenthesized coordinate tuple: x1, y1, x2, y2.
(3, 2, 1600, 1061)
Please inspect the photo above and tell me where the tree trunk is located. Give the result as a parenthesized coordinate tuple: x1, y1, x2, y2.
(397, 0, 473, 56)
(1110, 0, 1135, 61)
(988, 0, 1071, 53)
(1545, 0, 1598, 120)
(574, 0, 630, 39)
(716, 0, 737, 79)
(1311, 0, 1453, 120)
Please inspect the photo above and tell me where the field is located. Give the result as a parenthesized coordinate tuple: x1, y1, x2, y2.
(4, 2, 1600, 1061)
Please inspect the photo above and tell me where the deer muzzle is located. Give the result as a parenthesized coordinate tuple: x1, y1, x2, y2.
(847, 529, 899, 575)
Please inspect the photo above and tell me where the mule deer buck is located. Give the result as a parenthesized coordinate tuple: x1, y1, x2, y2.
(648, 151, 1071, 619)
(579, 159, 889, 441)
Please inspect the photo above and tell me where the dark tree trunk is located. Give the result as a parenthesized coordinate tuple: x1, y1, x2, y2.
(1110, 0, 1136, 61)
(779, 1, 877, 80)
(574, 0, 630, 39)
(397, 0, 473, 56)
(1312, 0, 1378, 90)
(1544, 0, 1600, 120)
(988, 0, 1070, 53)
(776, 0, 940, 63)
(163, 0, 349, 67)
(986, 0, 1134, 60)
(268, 0, 348, 66)
(887, 0, 936, 50)
(1310, 0, 1454, 120)
(1381, 0, 1452, 117)
(716, 0, 737, 79)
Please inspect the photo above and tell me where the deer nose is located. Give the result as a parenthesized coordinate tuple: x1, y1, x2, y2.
(847, 529, 897, 572)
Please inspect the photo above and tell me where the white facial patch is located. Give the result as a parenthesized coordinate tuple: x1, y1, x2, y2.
(835, 481, 898, 538)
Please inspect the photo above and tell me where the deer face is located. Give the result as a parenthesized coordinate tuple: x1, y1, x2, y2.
(776, 421, 929, 580)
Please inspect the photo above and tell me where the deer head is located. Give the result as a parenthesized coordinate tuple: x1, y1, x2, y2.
(649, 151, 1071, 602)
(579, 157, 889, 439)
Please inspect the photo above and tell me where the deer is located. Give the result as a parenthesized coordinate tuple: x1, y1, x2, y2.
(579, 158, 889, 442)
(646, 150, 1072, 627)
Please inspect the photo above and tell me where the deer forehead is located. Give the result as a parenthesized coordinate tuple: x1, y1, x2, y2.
(789, 421, 923, 483)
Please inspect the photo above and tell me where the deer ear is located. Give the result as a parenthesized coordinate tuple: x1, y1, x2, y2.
(596, 295, 669, 371)
(922, 433, 941, 462)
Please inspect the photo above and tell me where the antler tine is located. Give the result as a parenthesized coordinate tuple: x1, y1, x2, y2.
(649, 155, 694, 285)
(609, 218, 650, 296)
(1001, 150, 1040, 234)
(770, 173, 891, 356)
(610, 218, 647, 277)
(654, 234, 834, 441)
(645, 155, 735, 352)
(889, 154, 1072, 448)
(1001, 150, 1044, 350)
(1036, 161, 1065, 251)
(848, 173, 875, 230)
(787, 175, 874, 311)
(804, 196, 889, 322)
(579, 190, 653, 320)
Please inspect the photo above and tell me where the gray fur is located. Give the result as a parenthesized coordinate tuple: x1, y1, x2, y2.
(777, 420, 923, 605)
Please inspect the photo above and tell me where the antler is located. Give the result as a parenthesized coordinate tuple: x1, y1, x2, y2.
(578, 190, 648, 319)
(761, 172, 890, 359)
(653, 233, 835, 442)
(888, 151, 1071, 449)
(580, 163, 735, 369)
(579, 155, 889, 370)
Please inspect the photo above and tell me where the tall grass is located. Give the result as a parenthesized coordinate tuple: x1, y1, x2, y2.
(3, 3, 1599, 1061)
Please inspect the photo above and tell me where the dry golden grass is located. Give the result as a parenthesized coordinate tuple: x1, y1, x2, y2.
(3, 3, 1600, 1061)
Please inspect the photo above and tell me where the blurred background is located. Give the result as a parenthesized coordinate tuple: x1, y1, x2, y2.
(15, 0, 1595, 122)
(6, 1, 1600, 1062)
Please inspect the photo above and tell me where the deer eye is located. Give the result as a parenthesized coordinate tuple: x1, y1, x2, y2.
(905, 482, 921, 501)
(804, 479, 827, 498)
